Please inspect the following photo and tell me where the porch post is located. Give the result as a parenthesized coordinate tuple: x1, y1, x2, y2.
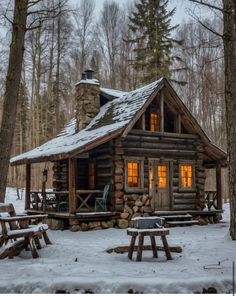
(216, 163, 222, 210)
(25, 163, 31, 211)
(68, 158, 77, 214)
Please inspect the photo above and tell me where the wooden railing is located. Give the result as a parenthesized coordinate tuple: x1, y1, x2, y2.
(30, 191, 68, 212)
(30, 189, 103, 213)
(205, 190, 218, 210)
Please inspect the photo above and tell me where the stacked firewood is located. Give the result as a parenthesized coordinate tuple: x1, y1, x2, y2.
(117, 194, 153, 228)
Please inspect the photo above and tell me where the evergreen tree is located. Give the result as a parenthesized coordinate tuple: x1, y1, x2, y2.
(127, 0, 178, 83)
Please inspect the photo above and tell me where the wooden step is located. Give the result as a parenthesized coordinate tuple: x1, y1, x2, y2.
(161, 214, 193, 221)
(166, 220, 199, 227)
(154, 210, 189, 216)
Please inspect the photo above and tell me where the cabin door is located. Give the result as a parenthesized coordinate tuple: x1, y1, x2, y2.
(149, 160, 171, 211)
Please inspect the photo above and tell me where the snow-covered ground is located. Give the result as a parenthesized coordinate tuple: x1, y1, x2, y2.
(0, 187, 235, 293)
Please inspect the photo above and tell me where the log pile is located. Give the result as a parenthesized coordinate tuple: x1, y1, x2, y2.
(117, 194, 153, 229)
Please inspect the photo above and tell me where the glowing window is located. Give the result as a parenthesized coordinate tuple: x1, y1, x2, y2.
(127, 162, 139, 187)
(150, 112, 160, 132)
(157, 165, 167, 189)
(180, 165, 193, 189)
(88, 163, 95, 190)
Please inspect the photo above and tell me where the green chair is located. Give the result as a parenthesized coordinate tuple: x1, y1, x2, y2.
(95, 184, 110, 212)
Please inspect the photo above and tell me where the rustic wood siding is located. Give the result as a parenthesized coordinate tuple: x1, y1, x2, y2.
(90, 141, 114, 209)
(121, 129, 206, 211)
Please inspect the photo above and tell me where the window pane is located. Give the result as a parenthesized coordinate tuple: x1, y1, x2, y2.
(127, 162, 140, 187)
(157, 165, 167, 189)
(150, 112, 161, 132)
(180, 165, 193, 188)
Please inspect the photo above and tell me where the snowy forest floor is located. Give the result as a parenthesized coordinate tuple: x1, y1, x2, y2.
(0, 187, 235, 293)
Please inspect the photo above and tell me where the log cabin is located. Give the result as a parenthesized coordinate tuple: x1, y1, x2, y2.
(10, 70, 227, 230)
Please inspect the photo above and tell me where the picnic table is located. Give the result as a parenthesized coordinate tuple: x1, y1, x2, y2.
(127, 228, 172, 262)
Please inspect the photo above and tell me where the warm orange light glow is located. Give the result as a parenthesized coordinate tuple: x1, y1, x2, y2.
(150, 112, 160, 132)
(149, 167, 154, 190)
(127, 162, 139, 187)
(89, 162, 95, 190)
(157, 165, 167, 189)
(180, 165, 193, 188)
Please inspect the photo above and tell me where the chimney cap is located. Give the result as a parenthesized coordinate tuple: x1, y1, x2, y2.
(85, 69, 94, 79)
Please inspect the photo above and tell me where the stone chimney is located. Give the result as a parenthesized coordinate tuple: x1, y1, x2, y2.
(75, 70, 100, 132)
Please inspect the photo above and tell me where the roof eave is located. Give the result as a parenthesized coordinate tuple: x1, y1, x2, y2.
(11, 127, 125, 166)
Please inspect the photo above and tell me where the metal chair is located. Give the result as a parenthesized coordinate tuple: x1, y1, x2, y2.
(95, 184, 110, 212)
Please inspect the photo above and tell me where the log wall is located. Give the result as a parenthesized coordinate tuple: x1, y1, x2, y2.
(90, 141, 114, 209)
(52, 160, 68, 191)
(114, 130, 206, 214)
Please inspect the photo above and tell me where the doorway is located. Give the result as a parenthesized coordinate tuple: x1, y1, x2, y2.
(149, 159, 171, 211)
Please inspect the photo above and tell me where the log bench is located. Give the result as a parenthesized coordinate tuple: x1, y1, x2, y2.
(127, 228, 172, 262)
(0, 203, 51, 259)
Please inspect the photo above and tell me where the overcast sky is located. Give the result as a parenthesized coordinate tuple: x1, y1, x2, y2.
(70, 0, 195, 26)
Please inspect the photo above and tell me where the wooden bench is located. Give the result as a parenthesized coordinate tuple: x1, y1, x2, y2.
(127, 228, 172, 262)
(0, 203, 51, 259)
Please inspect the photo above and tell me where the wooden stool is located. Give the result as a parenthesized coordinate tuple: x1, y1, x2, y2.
(127, 228, 172, 262)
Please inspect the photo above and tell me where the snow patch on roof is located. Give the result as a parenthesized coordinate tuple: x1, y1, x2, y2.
(75, 79, 100, 86)
(100, 87, 128, 98)
(10, 79, 163, 164)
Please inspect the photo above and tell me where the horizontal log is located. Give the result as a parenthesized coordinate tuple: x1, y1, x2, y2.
(174, 199, 196, 204)
(97, 173, 112, 178)
(96, 163, 112, 169)
(173, 204, 196, 210)
(129, 129, 198, 139)
(173, 192, 196, 198)
(124, 140, 195, 150)
(95, 155, 112, 161)
(124, 148, 196, 157)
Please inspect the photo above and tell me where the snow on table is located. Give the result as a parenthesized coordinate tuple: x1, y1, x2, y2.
(0, 187, 235, 293)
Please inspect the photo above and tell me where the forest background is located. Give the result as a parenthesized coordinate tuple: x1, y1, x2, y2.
(0, 0, 227, 197)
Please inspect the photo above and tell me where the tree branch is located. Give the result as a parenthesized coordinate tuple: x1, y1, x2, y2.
(198, 19, 223, 38)
(189, 0, 224, 13)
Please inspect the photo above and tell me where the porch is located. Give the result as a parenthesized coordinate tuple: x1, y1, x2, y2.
(29, 189, 108, 213)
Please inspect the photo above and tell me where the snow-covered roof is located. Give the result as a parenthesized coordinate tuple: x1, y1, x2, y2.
(11, 79, 163, 165)
(100, 87, 128, 99)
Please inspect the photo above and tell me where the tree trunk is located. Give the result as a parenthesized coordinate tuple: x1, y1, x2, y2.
(0, 0, 28, 203)
(223, 0, 236, 240)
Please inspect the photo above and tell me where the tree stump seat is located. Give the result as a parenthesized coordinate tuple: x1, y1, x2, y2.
(127, 228, 172, 262)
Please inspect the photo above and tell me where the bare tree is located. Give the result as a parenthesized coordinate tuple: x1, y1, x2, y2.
(189, 0, 236, 240)
(99, 1, 124, 88)
(0, 0, 67, 203)
(73, 0, 95, 76)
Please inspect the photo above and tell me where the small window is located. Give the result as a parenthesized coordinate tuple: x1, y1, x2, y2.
(88, 162, 95, 189)
(150, 112, 160, 132)
(157, 165, 167, 189)
(127, 162, 139, 187)
(180, 165, 193, 189)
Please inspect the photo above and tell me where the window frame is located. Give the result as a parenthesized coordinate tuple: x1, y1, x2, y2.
(178, 161, 195, 192)
(124, 157, 145, 192)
